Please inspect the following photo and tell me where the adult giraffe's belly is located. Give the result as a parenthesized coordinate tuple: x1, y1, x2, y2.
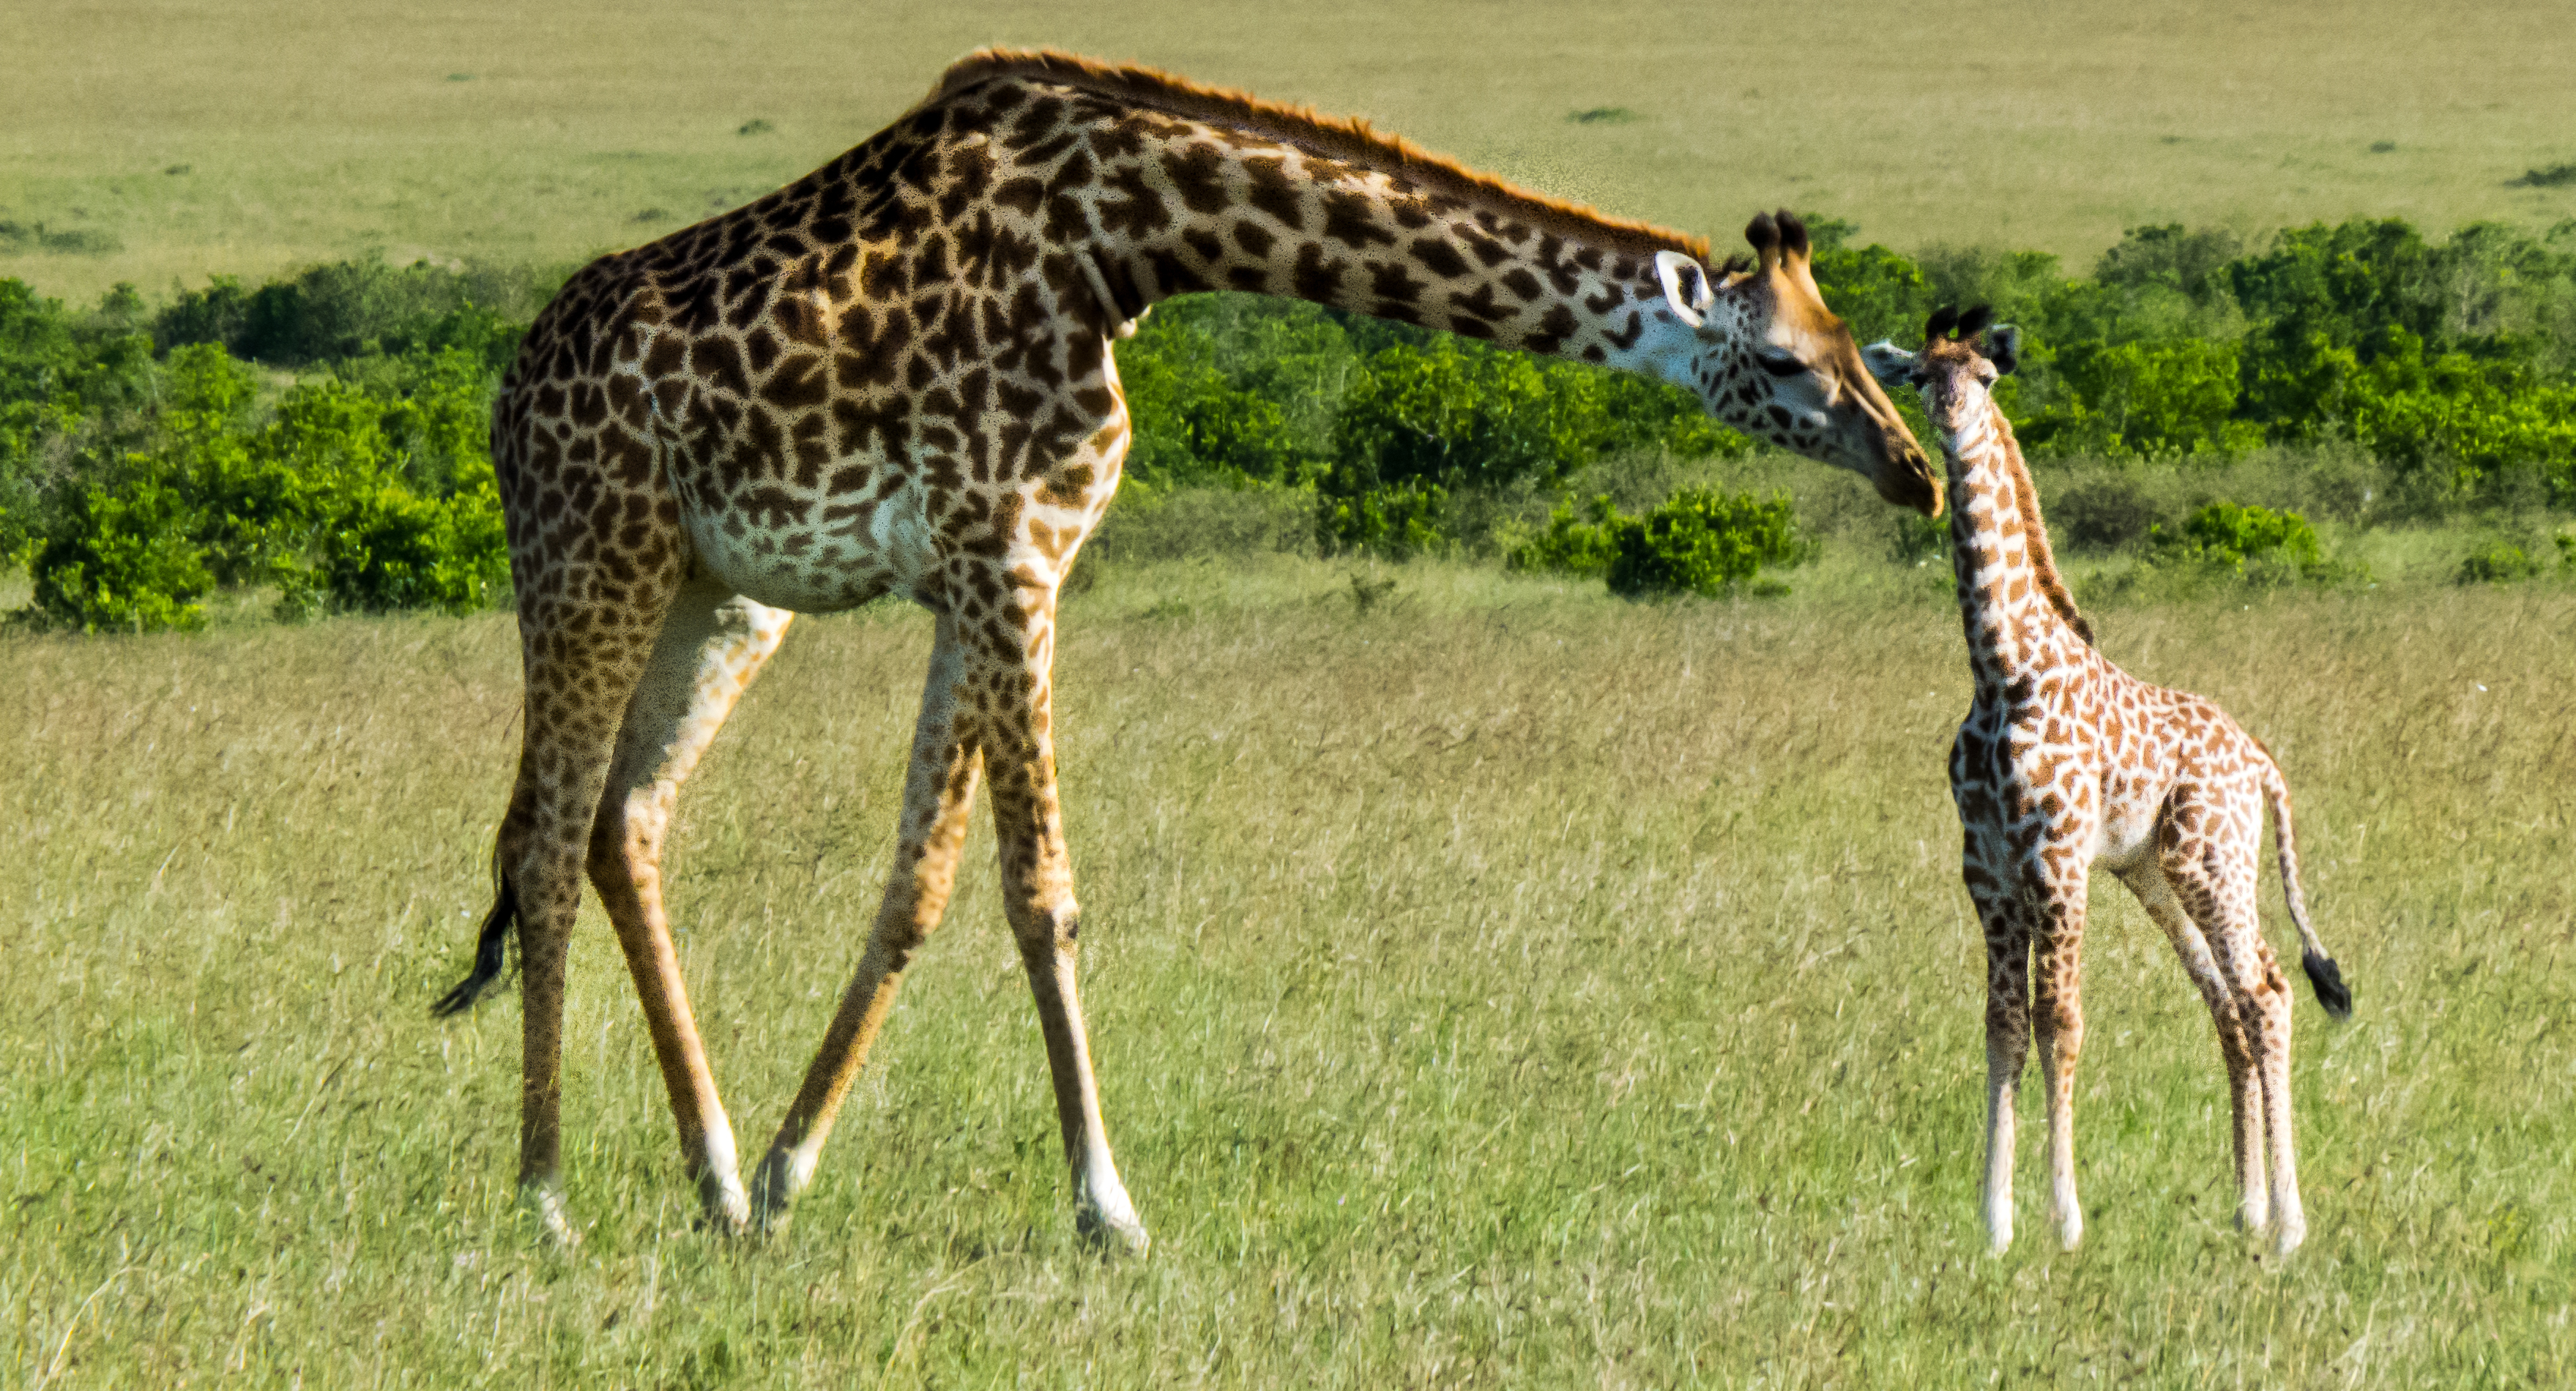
(679, 466, 938, 614)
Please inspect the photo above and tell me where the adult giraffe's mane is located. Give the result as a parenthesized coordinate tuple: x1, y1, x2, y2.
(926, 48, 1714, 265)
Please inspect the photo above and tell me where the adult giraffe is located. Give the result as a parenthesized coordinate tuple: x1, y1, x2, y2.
(435, 48, 1940, 1250)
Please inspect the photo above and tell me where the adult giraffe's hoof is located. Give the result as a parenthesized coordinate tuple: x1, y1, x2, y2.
(696, 1174, 752, 1237)
(1076, 1187, 1150, 1255)
(517, 1179, 582, 1250)
(747, 1146, 806, 1237)
(1076, 1204, 1150, 1255)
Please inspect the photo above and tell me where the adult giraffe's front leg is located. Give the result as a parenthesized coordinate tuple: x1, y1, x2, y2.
(752, 614, 982, 1228)
(972, 586, 1147, 1252)
(481, 585, 682, 1247)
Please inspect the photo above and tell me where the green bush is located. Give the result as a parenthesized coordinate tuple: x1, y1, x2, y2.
(2053, 477, 2167, 551)
(156, 259, 537, 369)
(2020, 339, 2263, 459)
(153, 275, 252, 357)
(26, 480, 213, 633)
(1113, 294, 1358, 493)
(2347, 353, 2576, 501)
(9, 210, 2576, 636)
(277, 477, 510, 619)
(1120, 351, 1312, 491)
(2175, 501, 2323, 564)
(1918, 245, 2065, 332)
(1607, 489, 1807, 598)
(1319, 477, 1450, 559)
(2147, 501, 2356, 583)
(1319, 336, 1746, 556)
(1505, 495, 1623, 578)
(1, 278, 83, 406)
(2454, 540, 2547, 585)
(18, 341, 513, 629)
(2093, 224, 2244, 300)
(1806, 235, 1936, 346)
(1328, 340, 1597, 499)
(3, 283, 183, 559)
(1508, 488, 1807, 597)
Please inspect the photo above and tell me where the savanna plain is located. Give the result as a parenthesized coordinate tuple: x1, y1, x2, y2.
(6, 0, 2576, 1386)
(5, 551, 2573, 1386)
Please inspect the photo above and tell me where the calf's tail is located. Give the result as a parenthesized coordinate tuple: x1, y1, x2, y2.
(2264, 761, 2351, 1019)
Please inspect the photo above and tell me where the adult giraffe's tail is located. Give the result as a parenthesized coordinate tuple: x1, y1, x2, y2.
(2263, 759, 2352, 1019)
(432, 846, 520, 1017)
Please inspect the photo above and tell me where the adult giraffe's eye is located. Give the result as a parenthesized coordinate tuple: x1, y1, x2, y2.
(1754, 347, 1804, 377)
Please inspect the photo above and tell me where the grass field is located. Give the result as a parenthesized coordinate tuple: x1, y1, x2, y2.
(4, 543, 2571, 1385)
(8, 0, 2576, 306)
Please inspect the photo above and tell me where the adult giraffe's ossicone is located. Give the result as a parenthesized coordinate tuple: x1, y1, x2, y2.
(433, 48, 1939, 1250)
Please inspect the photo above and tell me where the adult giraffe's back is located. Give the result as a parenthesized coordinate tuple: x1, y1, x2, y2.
(436, 48, 1939, 1248)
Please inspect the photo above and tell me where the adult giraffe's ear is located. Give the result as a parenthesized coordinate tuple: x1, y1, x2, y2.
(1986, 324, 2022, 376)
(1860, 340, 1916, 389)
(1654, 250, 1714, 330)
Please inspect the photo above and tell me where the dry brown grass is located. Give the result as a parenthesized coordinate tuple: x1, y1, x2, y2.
(2, 559, 2569, 1383)
(7, 0, 2575, 304)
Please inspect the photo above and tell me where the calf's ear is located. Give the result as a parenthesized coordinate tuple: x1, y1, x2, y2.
(1860, 340, 1915, 388)
(1987, 324, 2022, 376)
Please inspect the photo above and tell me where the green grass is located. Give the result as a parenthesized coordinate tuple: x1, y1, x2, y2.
(7, 0, 2576, 305)
(4, 545, 2570, 1384)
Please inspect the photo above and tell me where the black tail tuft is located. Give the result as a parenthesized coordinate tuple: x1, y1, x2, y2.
(2301, 950, 2353, 1021)
(433, 862, 518, 1018)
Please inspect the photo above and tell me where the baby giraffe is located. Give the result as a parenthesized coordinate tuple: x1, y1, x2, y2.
(1864, 307, 2353, 1258)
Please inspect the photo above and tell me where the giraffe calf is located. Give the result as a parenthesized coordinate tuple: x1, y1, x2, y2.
(1864, 307, 2353, 1258)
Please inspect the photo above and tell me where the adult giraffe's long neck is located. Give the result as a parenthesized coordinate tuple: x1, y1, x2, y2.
(1943, 397, 2093, 698)
(931, 58, 1716, 390)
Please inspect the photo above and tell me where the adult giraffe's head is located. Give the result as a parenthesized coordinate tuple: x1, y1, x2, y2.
(1648, 211, 1943, 516)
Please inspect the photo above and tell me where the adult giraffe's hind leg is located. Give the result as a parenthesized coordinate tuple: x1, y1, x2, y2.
(752, 612, 983, 1228)
(477, 585, 682, 1246)
(587, 574, 794, 1233)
